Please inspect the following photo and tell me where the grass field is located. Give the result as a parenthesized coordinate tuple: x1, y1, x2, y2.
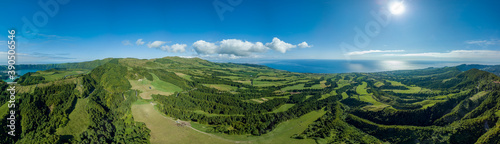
(235, 80, 252, 85)
(320, 80, 327, 88)
(192, 110, 243, 117)
(16, 85, 36, 94)
(175, 72, 192, 81)
(129, 73, 182, 99)
(386, 80, 405, 86)
(191, 109, 326, 144)
(428, 92, 466, 100)
(319, 90, 337, 100)
(382, 80, 423, 94)
(391, 86, 422, 93)
(256, 76, 285, 80)
(271, 104, 295, 113)
(0, 102, 9, 118)
(33, 69, 88, 81)
(414, 99, 447, 109)
(219, 76, 242, 80)
(310, 84, 323, 89)
(56, 98, 90, 136)
(337, 79, 351, 88)
(342, 92, 349, 99)
(253, 80, 284, 87)
(151, 73, 183, 93)
(132, 103, 234, 144)
(281, 84, 305, 91)
(470, 91, 489, 101)
(356, 82, 368, 95)
(374, 81, 384, 87)
(202, 84, 237, 91)
(355, 82, 391, 111)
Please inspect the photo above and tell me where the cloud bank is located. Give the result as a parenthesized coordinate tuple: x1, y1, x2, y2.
(192, 37, 309, 58)
(298, 42, 311, 48)
(127, 37, 311, 57)
(347, 50, 405, 55)
(122, 40, 132, 46)
(147, 41, 167, 48)
(136, 39, 145, 45)
(265, 37, 296, 53)
(465, 39, 499, 46)
(383, 50, 500, 59)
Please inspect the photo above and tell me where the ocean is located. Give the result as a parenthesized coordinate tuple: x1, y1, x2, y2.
(252, 59, 499, 73)
(2, 69, 42, 82)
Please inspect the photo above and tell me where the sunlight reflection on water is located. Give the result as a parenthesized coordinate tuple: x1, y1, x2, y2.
(254, 59, 498, 73)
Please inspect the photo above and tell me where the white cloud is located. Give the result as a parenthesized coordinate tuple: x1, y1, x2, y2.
(193, 40, 219, 55)
(191, 38, 310, 59)
(265, 37, 296, 53)
(298, 41, 311, 48)
(0, 52, 29, 55)
(159, 44, 187, 53)
(199, 54, 262, 60)
(383, 50, 500, 59)
(169, 44, 187, 53)
(347, 50, 405, 55)
(147, 41, 167, 48)
(465, 39, 499, 46)
(193, 39, 271, 56)
(136, 39, 145, 45)
(160, 45, 170, 51)
(218, 39, 269, 56)
(122, 40, 132, 46)
(179, 56, 197, 58)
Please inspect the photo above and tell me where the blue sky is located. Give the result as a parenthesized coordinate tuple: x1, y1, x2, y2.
(1, 0, 500, 64)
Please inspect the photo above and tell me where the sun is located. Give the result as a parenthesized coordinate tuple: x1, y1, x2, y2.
(390, 1, 405, 15)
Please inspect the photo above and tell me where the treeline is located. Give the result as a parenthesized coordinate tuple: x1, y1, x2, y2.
(12, 84, 78, 143)
(0, 80, 11, 104)
(151, 69, 191, 90)
(76, 65, 151, 143)
(378, 85, 408, 90)
(295, 102, 382, 143)
(155, 85, 286, 115)
(1, 62, 151, 143)
(257, 79, 287, 82)
(89, 62, 131, 93)
(77, 87, 150, 143)
(351, 90, 475, 126)
(304, 77, 324, 87)
(191, 75, 248, 89)
(346, 110, 498, 143)
(324, 78, 337, 88)
(0, 58, 113, 71)
(383, 90, 459, 98)
(154, 86, 341, 135)
(15, 72, 45, 85)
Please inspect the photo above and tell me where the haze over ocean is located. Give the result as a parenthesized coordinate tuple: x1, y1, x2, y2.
(226, 59, 500, 73)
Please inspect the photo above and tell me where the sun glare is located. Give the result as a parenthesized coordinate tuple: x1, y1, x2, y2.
(390, 2, 405, 15)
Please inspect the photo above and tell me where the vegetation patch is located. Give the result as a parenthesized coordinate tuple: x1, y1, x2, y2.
(271, 104, 295, 113)
(132, 103, 233, 144)
(129, 73, 182, 99)
(202, 84, 237, 91)
(191, 109, 325, 144)
(56, 98, 90, 136)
